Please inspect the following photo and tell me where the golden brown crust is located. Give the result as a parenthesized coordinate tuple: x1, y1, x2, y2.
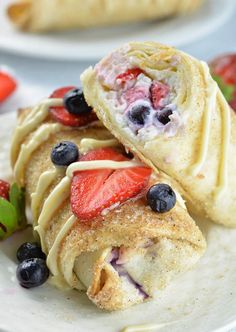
(7, 1, 32, 31)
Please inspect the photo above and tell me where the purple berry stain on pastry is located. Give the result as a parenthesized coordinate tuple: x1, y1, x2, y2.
(109, 248, 149, 299)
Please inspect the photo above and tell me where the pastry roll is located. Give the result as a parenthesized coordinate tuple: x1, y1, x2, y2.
(7, 0, 204, 32)
(11, 93, 205, 310)
(81, 42, 236, 227)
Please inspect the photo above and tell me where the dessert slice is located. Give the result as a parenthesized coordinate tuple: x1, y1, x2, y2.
(11, 86, 206, 310)
(81, 41, 236, 227)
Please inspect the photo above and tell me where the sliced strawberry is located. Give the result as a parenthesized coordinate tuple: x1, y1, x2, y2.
(71, 148, 151, 221)
(124, 86, 150, 104)
(0, 71, 17, 103)
(210, 54, 236, 86)
(0, 180, 10, 201)
(210, 54, 236, 112)
(150, 81, 170, 109)
(229, 91, 236, 111)
(116, 68, 143, 86)
(49, 86, 97, 127)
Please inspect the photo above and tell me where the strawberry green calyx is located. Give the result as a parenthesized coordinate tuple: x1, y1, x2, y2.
(0, 183, 27, 240)
(9, 183, 27, 227)
(212, 74, 234, 102)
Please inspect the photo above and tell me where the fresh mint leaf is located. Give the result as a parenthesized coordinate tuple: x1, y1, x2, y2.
(9, 183, 26, 226)
(0, 197, 18, 240)
(212, 74, 234, 102)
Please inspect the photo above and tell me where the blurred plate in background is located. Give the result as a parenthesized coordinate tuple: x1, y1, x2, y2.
(0, 0, 235, 60)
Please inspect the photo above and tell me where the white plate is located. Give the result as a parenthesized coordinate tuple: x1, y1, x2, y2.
(0, 0, 235, 60)
(1, 112, 236, 332)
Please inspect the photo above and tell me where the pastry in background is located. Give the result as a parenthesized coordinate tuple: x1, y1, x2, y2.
(10, 86, 206, 310)
(81, 41, 236, 227)
(7, 0, 204, 32)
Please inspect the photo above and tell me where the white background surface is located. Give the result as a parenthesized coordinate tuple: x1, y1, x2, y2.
(0, 2, 236, 332)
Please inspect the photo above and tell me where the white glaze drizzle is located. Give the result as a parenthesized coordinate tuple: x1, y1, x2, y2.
(214, 91, 231, 198)
(121, 320, 180, 332)
(189, 61, 230, 197)
(14, 123, 66, 187)
(35, 176, 71, 252)
(66, 159, 143, 178)
(190, 62, 218, 176)
(46, 215, 77, 276)
(11, 98, 63, 166)
(80, 138, 119, 153)
(31, 168, 64, 225)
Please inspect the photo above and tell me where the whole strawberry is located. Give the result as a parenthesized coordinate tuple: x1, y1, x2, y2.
(0, 70, 17, 103)
(0, 181, 26, 240)
(0, 179, 10, 200)
(210, 54, 236, 112)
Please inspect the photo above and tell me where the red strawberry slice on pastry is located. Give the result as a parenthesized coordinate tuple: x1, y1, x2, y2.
(0, 71, 17, 103)
(71, 148, 152, 221)
(150, 81, 170, 109)
(116, 68, 143, 86)
(49, 86, 97, 127)
(0, 179, 10, 201)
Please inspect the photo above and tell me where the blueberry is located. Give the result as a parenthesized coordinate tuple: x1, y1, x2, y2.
(16, 258, 49, 289)
(51, 141, 79, 166)
(156, 108, 173, 125)
(63, 88, 92, 115)
(17, 242, 46, 263)
(123, 150, 134, 159)
(147, 184, 176, 213)
(128, 105, 150, 125)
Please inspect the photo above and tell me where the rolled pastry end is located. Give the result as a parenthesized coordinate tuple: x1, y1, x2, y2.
(74, 237, 205, 311)
(7, 1, 32, 31)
